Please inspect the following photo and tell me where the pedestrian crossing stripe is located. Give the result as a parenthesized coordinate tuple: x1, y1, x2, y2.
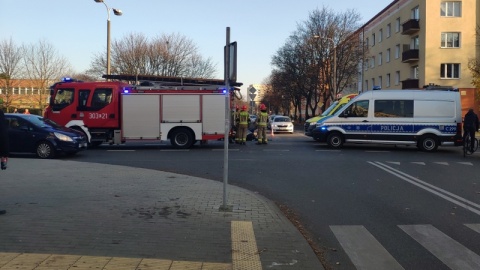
(331, 224, 480, 270)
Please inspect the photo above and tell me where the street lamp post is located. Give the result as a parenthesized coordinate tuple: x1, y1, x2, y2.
(94, 0, 122, 76)
(314, 36, 336, 95)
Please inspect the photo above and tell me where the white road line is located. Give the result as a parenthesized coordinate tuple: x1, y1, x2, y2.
(263, 149, 290, 152)
(330, 225, 404, 270)
(465, 224, 480, 234)
(107, 150, 135, 152)
(400, 224, 480, 270)
(159, 149, 190, 152)
(368, 161, 480, 216)
(434, 162, 449, 166)
(411, 162, 426, 165)
(212, 149, 239, 151)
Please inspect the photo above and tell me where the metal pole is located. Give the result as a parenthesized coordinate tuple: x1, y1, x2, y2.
(333, 45, 336, 95)
(221, 27, 230, 211)
(107, 19, 111, 76)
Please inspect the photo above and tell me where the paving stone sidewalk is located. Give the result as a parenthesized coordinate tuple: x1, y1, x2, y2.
(0, 159, 323, 270)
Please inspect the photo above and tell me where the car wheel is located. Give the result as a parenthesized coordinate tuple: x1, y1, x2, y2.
(327, 132, 344, 149)
(36, 141, 55, 159)
(418, 135, 438, 152)
(170, 128, 194, 149)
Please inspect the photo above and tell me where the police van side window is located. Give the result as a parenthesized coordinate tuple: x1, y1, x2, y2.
(374, 100, 413, 118)
(346, 100, 369, 117)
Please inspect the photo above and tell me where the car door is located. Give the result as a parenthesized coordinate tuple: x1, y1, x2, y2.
(7, 117, 36, 153)
(339, 99, 371, 142)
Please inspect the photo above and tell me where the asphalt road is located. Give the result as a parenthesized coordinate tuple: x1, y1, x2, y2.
(36, 130, 480, 270)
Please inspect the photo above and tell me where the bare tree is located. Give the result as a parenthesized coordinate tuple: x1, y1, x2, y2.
(89, 32, 217, 79)
(22, 39, 71, 111)
(0, 38, 24, 111)
(269, 6, 363, 120)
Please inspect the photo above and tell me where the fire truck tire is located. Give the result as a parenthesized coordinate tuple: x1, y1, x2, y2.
(170, 128, 194, 149)
(36, 141, 56, 159)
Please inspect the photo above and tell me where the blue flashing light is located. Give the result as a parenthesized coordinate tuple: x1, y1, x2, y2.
(222, 89, 227, 94)
(61, 77, 74, 82)
(123, 87, 131, 94)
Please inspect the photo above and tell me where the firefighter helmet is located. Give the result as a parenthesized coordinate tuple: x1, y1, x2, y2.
(241, 105, 247, 111)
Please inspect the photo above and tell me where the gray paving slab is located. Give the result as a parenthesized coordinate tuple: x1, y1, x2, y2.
(0, 158, 323, 269)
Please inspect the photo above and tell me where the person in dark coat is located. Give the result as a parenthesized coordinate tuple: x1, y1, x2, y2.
(0, 109, 8, 215)
(464, 108, 480, 153)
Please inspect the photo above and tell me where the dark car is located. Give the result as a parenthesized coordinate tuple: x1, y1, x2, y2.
(4, 114, 87, 159)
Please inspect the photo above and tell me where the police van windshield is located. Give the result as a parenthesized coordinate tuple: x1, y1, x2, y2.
(321, 101, 339, 116)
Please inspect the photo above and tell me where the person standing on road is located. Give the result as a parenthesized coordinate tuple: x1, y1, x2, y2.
(256, 104, 268, 145)
(464, 108, 479, 153)
(236, 105, 250, 145)
(0, 109, 9, 215)
(233, 105, 240, 144)
(23, 108, 30, 115)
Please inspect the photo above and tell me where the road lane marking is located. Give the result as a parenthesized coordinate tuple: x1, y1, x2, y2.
(400, 224, 480, 270)
(369, 161, 480, 216)
(330, 225, 404, 270)
(107, 150, 136, 152)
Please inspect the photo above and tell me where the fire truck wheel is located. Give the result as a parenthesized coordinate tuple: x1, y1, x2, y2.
(170, 128, 194, 149)
(36, 141, 56, 159)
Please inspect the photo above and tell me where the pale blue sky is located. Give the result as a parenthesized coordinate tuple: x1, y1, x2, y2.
(0, 0, 393, 94)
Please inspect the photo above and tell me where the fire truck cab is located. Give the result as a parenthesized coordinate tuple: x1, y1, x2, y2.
(44, 75, 242, 149)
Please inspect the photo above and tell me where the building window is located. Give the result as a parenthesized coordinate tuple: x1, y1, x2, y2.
(411, 6, 420, 19)
(395, 71, 400, 85)
(386, 49, 391, 62)
(386, 24, 391, 38)
(372, 33, 376, 46)
(441, 1, 462, 17)
(371, 78, 375, 89)
(440, 63, 460, 79)
(365, 37, 369, 48)
(378, 53, 382, 66)
(395, 17, 401, 32)
(365, 80, 369, 91)
(441, 32, 460, 48)
(386, 73, 391, 87)
(379, 29, 383, 43)
(378, 76, 383, 88)
(395, 44, 400, 59)
(412, 66, 419, 79)
(370, 56, 375, 68)
(411, 36, 419, 49)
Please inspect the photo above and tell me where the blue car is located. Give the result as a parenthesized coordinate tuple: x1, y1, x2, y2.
(4, 114, 87, 159)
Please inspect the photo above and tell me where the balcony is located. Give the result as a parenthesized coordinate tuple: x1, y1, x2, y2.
(402, 19, 420, 35)
(401, 79, 419, 89)
(402, 49, 419, 63)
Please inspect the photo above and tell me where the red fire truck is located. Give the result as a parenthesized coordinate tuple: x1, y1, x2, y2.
(44, 74, 242, 149)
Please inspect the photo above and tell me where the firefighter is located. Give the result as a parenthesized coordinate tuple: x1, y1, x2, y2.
(236, 105, 250, 145)
(256, 104, 268, 145)
(233, 105, 240, 144)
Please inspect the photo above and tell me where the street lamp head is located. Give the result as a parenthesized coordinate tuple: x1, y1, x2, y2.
(94, 0, 104, 3)
(113, 8, 123, 16)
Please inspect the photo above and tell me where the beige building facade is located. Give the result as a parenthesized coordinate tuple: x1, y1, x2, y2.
(358, 0, 479, 114)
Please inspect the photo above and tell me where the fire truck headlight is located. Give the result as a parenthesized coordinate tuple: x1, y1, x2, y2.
(54, 132, 74, 142)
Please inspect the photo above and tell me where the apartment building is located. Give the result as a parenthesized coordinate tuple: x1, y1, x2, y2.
(358, 0, 479, 114)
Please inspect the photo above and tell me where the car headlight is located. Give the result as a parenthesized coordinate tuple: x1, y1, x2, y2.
(54, 132, 74, 142)
(309, 122, 317, 126)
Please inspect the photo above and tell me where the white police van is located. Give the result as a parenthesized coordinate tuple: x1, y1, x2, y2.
(311, 89, 463, 152)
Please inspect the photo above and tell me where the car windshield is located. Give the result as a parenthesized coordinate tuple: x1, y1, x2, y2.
(25, 115, 62, 128)
(274, 117, 291, 122)
(321, 101, 339, 116)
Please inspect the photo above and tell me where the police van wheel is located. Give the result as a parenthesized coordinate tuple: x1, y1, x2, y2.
(170, 128, 194, 149)
(418, 135, 439, 152)
(327, 132, 344, 149)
